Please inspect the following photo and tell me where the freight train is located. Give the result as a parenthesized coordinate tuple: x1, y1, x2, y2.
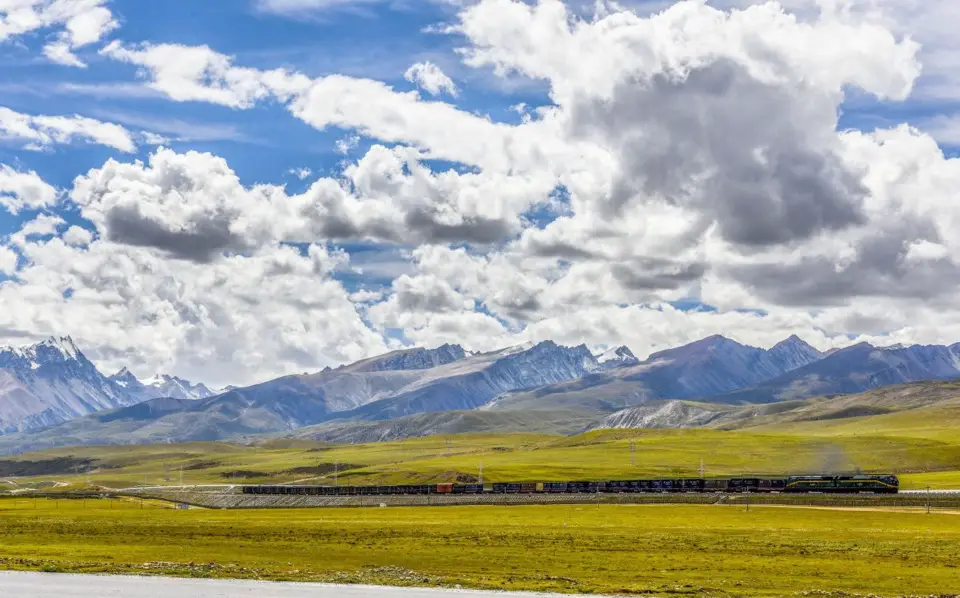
(242, 474, 899, 496)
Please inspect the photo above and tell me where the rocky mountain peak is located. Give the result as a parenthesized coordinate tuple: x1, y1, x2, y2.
(767, 335, 823, 373)
(358, 343, 467, 372)
(597, 346, 640, 368)
(0, 335, 90, 372)
(109, 367, 140, 388)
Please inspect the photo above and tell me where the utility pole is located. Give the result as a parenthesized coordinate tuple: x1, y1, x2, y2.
(478, 461, 483, 486)
(699, 460, 705, 479)
(180, 465, 184, 486)
(630, 441, 636, 467)
(927, 486, 931, 514)
(334, 461, 339, 487)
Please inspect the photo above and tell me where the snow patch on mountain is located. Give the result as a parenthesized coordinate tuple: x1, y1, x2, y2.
(589, 401, 730, 431)
(108, 370, 216, 401)
(596, 346, 639, 369)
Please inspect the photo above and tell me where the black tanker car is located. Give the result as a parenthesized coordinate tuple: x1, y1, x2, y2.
(242, 473, 899, 497)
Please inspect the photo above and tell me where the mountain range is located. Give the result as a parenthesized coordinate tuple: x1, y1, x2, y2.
(0, 337, 215, 435)
(4, 333, 960, 452)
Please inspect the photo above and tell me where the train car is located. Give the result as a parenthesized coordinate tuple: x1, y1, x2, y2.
(784, 475, 899, 494)
(702, 479, 726, 493)
(240, 472, 898, 498)
(727, 478, 763, 493)
(566, 481, 600, 493)
(603, 480, 632, 493)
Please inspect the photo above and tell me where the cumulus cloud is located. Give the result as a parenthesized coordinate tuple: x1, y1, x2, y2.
(0, 106, 138, 152)
(0, 235, 385, 386)
(69, 145, 554, 263)
(404, 61, 459, 97)
(15, 0, 960, 383)
(0, 0, 118, 67)
(62, 225, 94, 247)
(0, 165, 58, 214)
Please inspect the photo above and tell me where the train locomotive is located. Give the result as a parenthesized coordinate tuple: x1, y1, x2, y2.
(242, 474, 899, 496)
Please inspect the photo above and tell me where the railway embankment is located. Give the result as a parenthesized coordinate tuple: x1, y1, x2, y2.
(126, 488, 960, 510)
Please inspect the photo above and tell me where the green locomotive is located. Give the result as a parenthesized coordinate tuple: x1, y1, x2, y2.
(783, 474, 899, 494)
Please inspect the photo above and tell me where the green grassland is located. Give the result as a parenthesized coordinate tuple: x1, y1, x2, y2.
(1, 498, 958, 597)
(2, 426, 960, 491)
(6, 384, 960, 492)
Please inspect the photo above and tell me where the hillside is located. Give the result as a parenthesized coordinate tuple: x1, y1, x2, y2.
(8, 386, 960, 492)
(717, 342, 960, 404)
(283, 409, 594, 444)
(589, 379, 960, 435)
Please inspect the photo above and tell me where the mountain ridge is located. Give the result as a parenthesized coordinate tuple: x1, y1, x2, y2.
(7, 334, 960, 451)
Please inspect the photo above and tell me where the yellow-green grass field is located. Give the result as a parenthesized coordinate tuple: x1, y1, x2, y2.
(4, 428, 960, 492)
(6, 399, 960, 492)
(0, 497, 958, 597)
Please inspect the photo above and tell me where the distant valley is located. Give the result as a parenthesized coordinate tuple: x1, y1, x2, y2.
(4, 333, 960, 453)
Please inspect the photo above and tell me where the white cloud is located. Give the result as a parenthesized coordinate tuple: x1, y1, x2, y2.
(8, 213, 65, 247)
(16, 0, 960, 383)
(0, 106, 138, 152)
(0, 235, 385, 387)
(0, 0, 118, 67)
(0, 165, 58, 214)
(62, 225, 93, 247)
(69, 145, 553, 264)
(335, 135, 359, 155)
(100, 41, 278, 109)
(405, 61, 459, 97)
(288, 167, 313, 180)
(0, 245, 17, 275)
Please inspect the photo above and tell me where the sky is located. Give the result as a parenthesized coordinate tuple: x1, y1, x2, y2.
(1, 0, 960, 388)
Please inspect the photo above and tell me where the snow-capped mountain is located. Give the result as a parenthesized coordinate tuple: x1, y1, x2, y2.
(596, 346, 640, 369)
(109, 369, 216, 402)
(13, 332, 960, 449)
(0, 336, 137, 434)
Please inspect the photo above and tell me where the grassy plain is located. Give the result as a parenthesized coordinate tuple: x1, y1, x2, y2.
(5, 392, 960, 491)
(1, 498, 959, 597)
(5, 425, 960, 490)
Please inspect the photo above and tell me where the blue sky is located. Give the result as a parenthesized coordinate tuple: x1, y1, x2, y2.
(2, 0, 960, 386)
(0, 0, 553, 245)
